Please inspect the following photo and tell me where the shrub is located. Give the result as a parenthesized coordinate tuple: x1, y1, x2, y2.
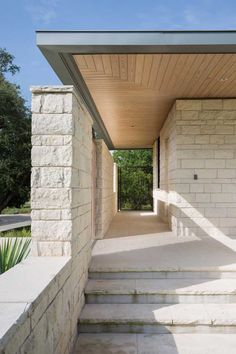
(0, 238, 30, 274)
(0, 227, 31, 238)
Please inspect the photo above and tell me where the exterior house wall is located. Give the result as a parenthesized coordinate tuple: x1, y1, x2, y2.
(95, 139, 117, 239)
(29, 86, 92, 353)
(152, 140, 158, 214)
(157, 105, 177, 227)
(158, 99, 236, 239)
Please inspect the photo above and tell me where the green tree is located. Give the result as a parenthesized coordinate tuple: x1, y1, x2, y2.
(113, 149, 152, 167)
(113, 150, 153, 210)
(0, 48, 31, 213)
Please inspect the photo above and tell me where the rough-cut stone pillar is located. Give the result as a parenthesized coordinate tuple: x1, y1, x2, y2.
(31, 86, 93, 257)
(95, 139, 117, 239)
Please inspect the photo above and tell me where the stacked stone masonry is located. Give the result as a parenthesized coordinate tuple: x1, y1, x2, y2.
(95, 140, 117, 239)
(31, 86, 93, 257)
(0, 258, 74, 354)
(30, 86, 93, 353)
(152, 140, 158, 214)
(154, 105, 177, 225)
(157, 99, 236, 239)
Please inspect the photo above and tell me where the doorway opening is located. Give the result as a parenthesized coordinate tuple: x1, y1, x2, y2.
(113, 149, 153, 211)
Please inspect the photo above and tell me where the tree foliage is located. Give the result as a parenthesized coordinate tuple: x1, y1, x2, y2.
(113, 149, 152, 167)
(0, 48, 31, 213)
(113, 150, 153, 210)
(0, 48, 20, 77)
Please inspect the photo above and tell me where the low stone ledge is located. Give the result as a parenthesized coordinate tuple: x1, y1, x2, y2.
(0, 256, 70, 353)
(30, 86, 74, 94)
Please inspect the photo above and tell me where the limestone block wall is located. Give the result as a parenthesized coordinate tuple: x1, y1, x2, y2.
(31, 86, 93, 257)
(174, 99, 236, 239)
(152, 140, 158, 214)
(159, 99, 236, 240)
(0, 257, 71, 354)
(157, 105, 177, 226)
(29, 86, 93, 353)
(95, 139, 117, 239)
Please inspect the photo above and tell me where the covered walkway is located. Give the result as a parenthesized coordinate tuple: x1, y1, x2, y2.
(90, 211, 236, 273)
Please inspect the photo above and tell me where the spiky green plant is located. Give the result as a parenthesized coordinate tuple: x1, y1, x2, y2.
(0, 238, 30, 274)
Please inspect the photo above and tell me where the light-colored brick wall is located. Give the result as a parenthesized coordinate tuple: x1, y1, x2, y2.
(31, 86, 93, 257)
(152, 140, 158, 214)
(0, 258, 74, 354)
(159, 99, 236, 239)
(156, 105, 177, 227)
(175, 99, 236, 238)
(29, 86, 93, 353)
(95, 140, 117, 239)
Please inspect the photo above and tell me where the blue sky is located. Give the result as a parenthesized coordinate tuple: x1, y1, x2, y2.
(1, 0, 236, 105)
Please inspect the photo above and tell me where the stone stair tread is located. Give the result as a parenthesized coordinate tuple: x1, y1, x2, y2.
(79, 303, 236, 326)
(85, 278, 236, 295)
(88, 268, 236, 280)
(89, 265, 236, 272)
(74, 333, 236, 354)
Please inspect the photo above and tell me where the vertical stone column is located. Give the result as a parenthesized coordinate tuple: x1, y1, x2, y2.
(152, 140, 158, 214)
(95, 139, 117, 239)
(31, 86, 93, 257)
(158, 106, 177, 227)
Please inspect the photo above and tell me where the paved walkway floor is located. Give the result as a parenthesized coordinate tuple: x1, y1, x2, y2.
(0, 214, 31, 232)
(91, 211, 236, 272)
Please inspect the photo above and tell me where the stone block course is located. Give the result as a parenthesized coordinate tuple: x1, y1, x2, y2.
(32, 113, 74, 135)
(176, 99, 202, 111)
(202, 99, 223, 110)
(26, 86, 94, 353)
(158, 98, 236, 239)
(95, 140, 117, 239)
(223, 99, 236, 110)
(32, 146, 72, 167)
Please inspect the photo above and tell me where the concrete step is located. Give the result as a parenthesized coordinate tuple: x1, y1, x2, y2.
(78, 303, 236, 334)
(85, 278, 236, 304)
(74, 333, 236, 354)
(89, 270, 236, 279)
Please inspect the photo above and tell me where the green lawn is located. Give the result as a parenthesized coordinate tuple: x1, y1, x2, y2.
(0, 227, 31, 238)
(2, 202, 31, 215)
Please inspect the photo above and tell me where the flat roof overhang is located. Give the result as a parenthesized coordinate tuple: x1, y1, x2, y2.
(36, 30, 236, 149)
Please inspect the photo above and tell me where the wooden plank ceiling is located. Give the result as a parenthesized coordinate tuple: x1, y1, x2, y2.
(73, 53, 236, 148)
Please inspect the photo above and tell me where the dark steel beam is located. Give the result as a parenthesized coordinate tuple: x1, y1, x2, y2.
(37, 30, 236, 54)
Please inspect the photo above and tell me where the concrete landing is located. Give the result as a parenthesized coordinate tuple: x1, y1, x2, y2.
(91, 212, 236, 272)
(74, 333, 236, 354)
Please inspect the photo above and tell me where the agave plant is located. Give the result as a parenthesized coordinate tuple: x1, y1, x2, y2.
(0, 238, 31, 274)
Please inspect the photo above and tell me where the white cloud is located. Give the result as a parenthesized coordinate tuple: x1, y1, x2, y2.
(25, 0, 60, 25)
